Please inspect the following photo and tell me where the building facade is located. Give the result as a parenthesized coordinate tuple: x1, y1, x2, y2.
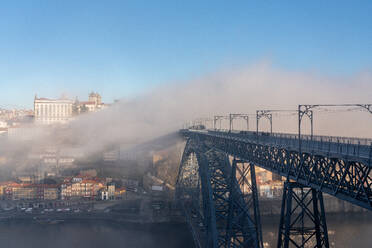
(77, 92, 108, 113)
(7, 183, 59, 201)
(12, 184, 38, 200)
(61, 177, 104, 200)
(43, 186, 59, 200)
(88, 92, 102, 106)
(34, 96, 74, 125)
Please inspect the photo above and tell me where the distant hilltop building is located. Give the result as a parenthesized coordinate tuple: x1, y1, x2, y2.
(89, 92, 102, 105)
(34, 92, 110, 125)
(34, 95, 74, 125)
(76, 92, 109, 113)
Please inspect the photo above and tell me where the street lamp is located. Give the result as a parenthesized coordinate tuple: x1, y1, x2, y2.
(298, 104, 372, 152)
(256, 110, 297, 134)
(229, 114, 251, 132)
(213, 115, 229, 130)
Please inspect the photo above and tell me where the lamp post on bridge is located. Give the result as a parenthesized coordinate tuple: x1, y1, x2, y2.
(298, 104, 372, 152)
(213, 115, 229, 130)
(256, 109, 298, 135)
(256, 110, 273, 134)
(229, 114, 251, 132)
(298, 105, 314, 153)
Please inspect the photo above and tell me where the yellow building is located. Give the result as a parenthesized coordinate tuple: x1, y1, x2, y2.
(12, 185, 37, 200)
(108, 184, 115, 200)
(43, 186, 59, 200)
(115, 188, 126, 199)
(0, 184, 6, 197)
(62, 178, 104, 200)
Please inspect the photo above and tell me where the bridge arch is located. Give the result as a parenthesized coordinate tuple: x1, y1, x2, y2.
(176, 138, 263, 248)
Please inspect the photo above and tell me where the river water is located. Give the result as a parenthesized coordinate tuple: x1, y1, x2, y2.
(0, 220, 194, 248)
(262, 212, 372, 248)
(0, 213, 370, 248)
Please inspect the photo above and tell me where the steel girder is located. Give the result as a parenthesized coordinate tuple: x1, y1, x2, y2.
(231, 159, 263, 247)
(182, 131, 372, 210)
(277, 182, 329, 248)
(176, 138, 262, 248)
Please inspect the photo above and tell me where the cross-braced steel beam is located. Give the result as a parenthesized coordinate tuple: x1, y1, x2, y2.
(181, 130, 372, 210)
(231, 159, 263, 247)
(176, 139, 263, 248)
(179, 128, 371, 247)
(277, 182, 329, 248)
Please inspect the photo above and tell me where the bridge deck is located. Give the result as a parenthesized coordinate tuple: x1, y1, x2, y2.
(196, 129, 372, 164)
(181, 129, 372, 210)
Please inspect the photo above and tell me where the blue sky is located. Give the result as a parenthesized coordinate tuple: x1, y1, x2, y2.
(0, 0, 371, 108)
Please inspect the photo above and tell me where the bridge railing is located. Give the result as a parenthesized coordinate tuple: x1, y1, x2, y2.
(211, 129, 372, 146)
(193, 129, 372, 160)
(271, 132, 372, 146)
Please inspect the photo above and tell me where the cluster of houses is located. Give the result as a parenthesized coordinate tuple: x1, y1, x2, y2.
(0, 176, 126, 201)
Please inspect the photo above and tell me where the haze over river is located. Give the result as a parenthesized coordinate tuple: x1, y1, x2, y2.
(0, 220, 194, 248)
(0, 213, 370, 248)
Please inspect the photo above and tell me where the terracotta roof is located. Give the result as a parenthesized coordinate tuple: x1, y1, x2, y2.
(0, 181, 16, 186)
(38, 184, 59, 188)
(35, 97, 73, 102)
(81, 179, 100, 184)
(36, 98, 53, 101)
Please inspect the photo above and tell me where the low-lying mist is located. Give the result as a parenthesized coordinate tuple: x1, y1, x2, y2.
(1, 62, 372, 166)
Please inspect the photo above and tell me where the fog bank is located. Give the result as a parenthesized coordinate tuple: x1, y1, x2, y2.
(1, 63, 372, 161)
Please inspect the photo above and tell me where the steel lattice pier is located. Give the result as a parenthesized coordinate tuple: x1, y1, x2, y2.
(176, 129, 371, 247)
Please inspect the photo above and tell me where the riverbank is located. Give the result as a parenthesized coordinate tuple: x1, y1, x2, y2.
(0, 208, 185, 224)
(259, 195, 368, 216)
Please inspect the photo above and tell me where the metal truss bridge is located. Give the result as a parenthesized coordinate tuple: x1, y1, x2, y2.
(175, 127, 372, 248)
